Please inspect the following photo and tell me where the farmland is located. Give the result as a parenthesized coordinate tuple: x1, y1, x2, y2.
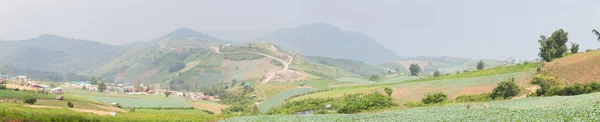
(258, 88, 316, 112)
(85, 96, 190, 108)
(543, 50, 600, 84)
(223, 92, 600, 121)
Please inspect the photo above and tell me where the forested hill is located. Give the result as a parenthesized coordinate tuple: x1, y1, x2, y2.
(0, 34, 129, 74)
(258, 23, 400, 64)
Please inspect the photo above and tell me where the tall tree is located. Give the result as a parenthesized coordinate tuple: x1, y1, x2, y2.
(477, 60, 485, 70)
(89, 76, 98, 85)
(571, 42, 580, 54)
(409, 63, 420, 76)
(593, 29, 600, 42)
(538, 29, 569, 62)
(433, 70, 441, 77)
(98, 81, 106, 92)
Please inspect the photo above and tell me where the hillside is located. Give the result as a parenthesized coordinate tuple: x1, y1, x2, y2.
(303, 56, 387, 77)
(0, 34, 129, 74)
(542, 50, 600, 84)
(380, 55, 508, 74)
(123, 28, 222, 49)
(95, 29, 357, 90)
(257, 23, 400, 64)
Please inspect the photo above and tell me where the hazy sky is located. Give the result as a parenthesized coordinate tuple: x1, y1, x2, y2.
(1, 0, 599, 60)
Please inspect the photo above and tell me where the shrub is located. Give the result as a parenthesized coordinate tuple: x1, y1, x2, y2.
(0, 84, 5, 89)
(67, 101, 74, 108)
(266, 98, 335, 115)
(23, 95, 37, 105)
(531, 75, 564, 96)
(433, 71, 441, 77)
(384, 87, 393, 97)
(201, 110, 214, 114)
(455, 93, 494, 102)
(477, 60, 485, 70)
(409, 64, 420, 76)
(491, 78, 520, 99)
(130, 108, 136, 112)
(338, 93, 396, 114)
(422, 92, 447, 104)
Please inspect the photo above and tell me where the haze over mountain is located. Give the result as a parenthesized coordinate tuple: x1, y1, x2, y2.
(0, 34, 129, 74)
(259, 23, 401, 64)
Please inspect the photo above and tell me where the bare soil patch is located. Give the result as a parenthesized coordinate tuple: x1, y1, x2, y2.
(544, 51, 600, 84)
(187, 102, 229, 114)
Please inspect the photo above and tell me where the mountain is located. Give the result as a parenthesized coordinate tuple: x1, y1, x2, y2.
(95, 28, 358, 91)
(379, 55, 508, 74)
(0, 65, 88, 82)
(0, 34, 129, 74)
(257, 23, 400, 64)
(303, 56, 387, 77)
(124, 28, 223, 49)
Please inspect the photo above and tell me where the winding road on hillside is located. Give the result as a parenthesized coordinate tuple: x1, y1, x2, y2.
(210, 47, 293, 84)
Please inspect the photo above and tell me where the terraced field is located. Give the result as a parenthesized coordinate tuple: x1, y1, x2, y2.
(258, 88, 316, 112)
(85, 96, 190, 108)
(224, 92, 600, 121)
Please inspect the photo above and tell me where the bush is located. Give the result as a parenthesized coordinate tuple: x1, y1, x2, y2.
(0, 84, 5, 89)
(130, 108, 136, 112)
(531, 75, 564, 96)
(338, 93, 396, 114)
(422, 92, 447, 104)
(267, 98, 335, 115)
(455, 93, 494, 102)
(201, 110, 214, 114)
(67, 101, 74, 108)
(490, 78, 521, 99)
(23, 95, 37, 105)
(433, 71, 441, 77)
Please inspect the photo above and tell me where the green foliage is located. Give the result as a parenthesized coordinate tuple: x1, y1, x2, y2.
(0, 103, 220, 121)
(477, 60, 485, 70)
(90, 76, 98, 85)
(337, 92, 396, 114)
(97, 81, 106, 92)
(266, 98, 335, 115)
(368, 75, 381, 81)
(259, 88, 316, 112)
(270, 59, 284, 67)
(67, 101, 74, 108)
(454, 93, 494, 102)
(384, 87, 393, 97)
(538, 29, 569, 62)
(413, 62, 539, 82)
(164, 91, 171, 97)
(531, 74, 564, 96)
(23, 95, 37, 105)
(201, 110, 214, 114)
(409, 63, 421, 76)
(433, 70, 441, 77)
(1, 65, 88, 82)
(422, 92, 447, 104)
(490, 78, 520, 99)
(222, 104, 259, 115)
(593, 29, 600, 41)
(570, 42, 580, 54)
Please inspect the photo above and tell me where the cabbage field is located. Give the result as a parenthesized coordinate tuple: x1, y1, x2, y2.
(223, 92, 600, 121)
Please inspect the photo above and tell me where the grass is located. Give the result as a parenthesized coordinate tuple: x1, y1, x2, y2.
(85, 96, 190, 108)
(409, 62, 539, 82)
(288, 86, 381, 101)
(0, 103, 220, 122)
(35, 100, 107, 111)
(335, 78, 377, 84)
(258, 88, 316, 112)
(0, 89, 95, 103)
(295, 80, 336, 89)
(134, 109, 210, 115)
(223, 92, 600, 121)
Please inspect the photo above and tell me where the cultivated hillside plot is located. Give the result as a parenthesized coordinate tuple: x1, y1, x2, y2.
(544, 50, 600, 84)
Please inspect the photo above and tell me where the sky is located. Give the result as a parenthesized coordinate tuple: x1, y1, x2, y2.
(1, 0, 599, 60)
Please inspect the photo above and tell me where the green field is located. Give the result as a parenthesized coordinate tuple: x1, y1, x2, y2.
(294, 80, 336, 89)
(0, 89, 95, 103)
(85, 96, 190, 108)
(0, 103, 219, 122)
(135, 109, 210, 115)
(335, 78, 377, 84)
(258, 88, 316, 112)
(224, 92, 600, 121)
